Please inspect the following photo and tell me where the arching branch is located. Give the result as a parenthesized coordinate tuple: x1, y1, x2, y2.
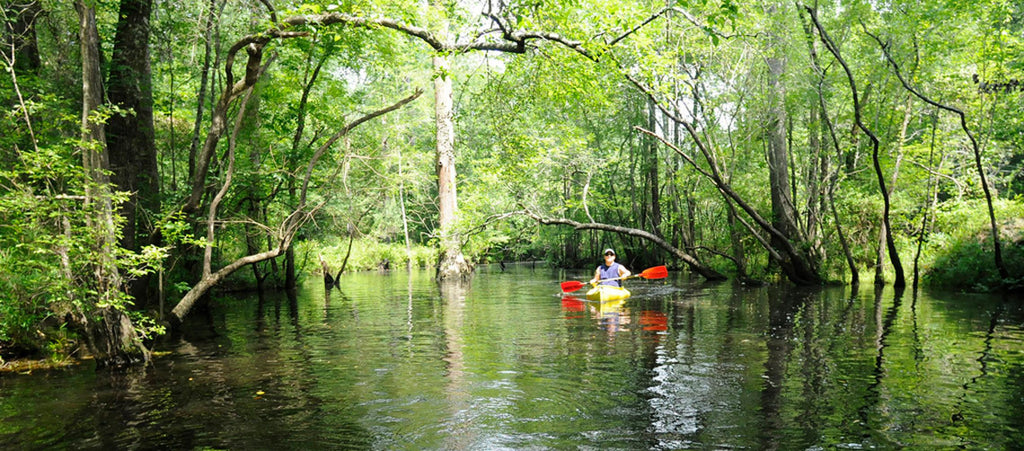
(803, 4, 904, 287)
(172, 89, 424, 324)
(864, 28, 1008, 280)
(185, 6, 670, 213)
(522, 211, 727, 281)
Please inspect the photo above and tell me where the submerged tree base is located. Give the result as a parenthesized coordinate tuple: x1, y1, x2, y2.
(436, 248, 473, 282)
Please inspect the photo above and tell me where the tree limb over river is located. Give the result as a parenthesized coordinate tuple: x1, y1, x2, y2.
(521, 211, 727, 281)
(170, 89, 424, 326)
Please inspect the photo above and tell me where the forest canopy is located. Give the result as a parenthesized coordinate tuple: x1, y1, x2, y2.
(1, 0, 1022, 364)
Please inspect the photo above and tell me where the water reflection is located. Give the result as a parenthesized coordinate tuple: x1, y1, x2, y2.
(561, 296, 669, 337)
(559, 295, 585, 316)
(639, 310, 668, 332)
(2, 269, 1023, 449)
(439, 279, 473, 450)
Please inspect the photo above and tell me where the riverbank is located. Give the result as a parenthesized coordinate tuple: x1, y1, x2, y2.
(0, 357, 84, 374)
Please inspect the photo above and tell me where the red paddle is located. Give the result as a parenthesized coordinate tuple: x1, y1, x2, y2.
(559, 265, 668, 293)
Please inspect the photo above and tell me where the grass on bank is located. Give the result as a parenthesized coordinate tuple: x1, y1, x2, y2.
(296, 237, 438, 275)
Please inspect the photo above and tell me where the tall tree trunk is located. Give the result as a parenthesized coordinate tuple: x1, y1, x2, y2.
(873, 97, 911, 285)
(284, 178, 297, 289)
(647, 98, 662, 237)
(684, 181, 697, 251)
(798, 6, 826, 255)
(78, 1, 117, 304)
(805, 103, 823, 248)
(6, 0, 42, 73)
(189, 0, 217, 182)
(283, 50, 325, 289)
(434, 54, 471, 281)
(873, 217, 887, 285)
(829, 190, 858, 283)
(107, 0, 158, 303)
(914, 112, 943, 290)
(394, 137, 413, 271)
(75, 0, 149, 366)
(765, 3, 799, 245)
(802, 11, 857, 283)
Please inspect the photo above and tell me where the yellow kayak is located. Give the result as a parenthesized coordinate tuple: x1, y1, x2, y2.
(585, 284, 631, 302)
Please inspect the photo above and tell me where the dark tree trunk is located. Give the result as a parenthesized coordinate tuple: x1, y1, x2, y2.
(6, 1, 42, 73)
(647, 98, 662, 237)
(107, 0, 158, 302)
(914, 113, 942, 290)
(765, 4, 800, 245)
(801, 9, 857, 283)
(282, 49, 326, 290)
(806, 6, 905, 288)
(75, 0, 149, 366)
(189, 0, 217, 183)
(805, 104, 823, 248)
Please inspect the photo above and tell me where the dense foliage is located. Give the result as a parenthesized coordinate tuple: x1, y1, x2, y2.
(1, 0, 1021, 362)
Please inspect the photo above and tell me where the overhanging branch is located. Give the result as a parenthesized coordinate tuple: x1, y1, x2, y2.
(522, 210, 726, 281)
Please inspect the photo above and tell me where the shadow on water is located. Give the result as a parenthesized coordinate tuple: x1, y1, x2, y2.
(758, 285, 809, 451)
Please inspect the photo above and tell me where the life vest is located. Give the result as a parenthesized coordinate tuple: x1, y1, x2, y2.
(598, 262, 622, 287)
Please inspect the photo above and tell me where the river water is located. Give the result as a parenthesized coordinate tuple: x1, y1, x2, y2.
(2, 264, 1023, 449)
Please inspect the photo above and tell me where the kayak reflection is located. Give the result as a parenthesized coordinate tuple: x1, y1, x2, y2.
(560, 296, 586, 319)
(561, 295, 585, 312)
(561, 295, 629, 331)
(639, 310, 667, 332)
(562, 296, 669, 336)
(593, 299, 630, 333)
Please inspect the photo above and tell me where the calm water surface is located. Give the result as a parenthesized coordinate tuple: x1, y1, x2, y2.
(2, 264, 1023, 449)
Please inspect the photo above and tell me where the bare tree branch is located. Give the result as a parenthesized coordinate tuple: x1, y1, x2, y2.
(301, 88, 425, 206)
(172, 89, 424, 324)
(606, 7, 673, 47)
(522, 210, 727, 281)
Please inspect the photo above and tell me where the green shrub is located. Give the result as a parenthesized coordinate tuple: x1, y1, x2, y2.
(923, 199, 1024, 292)
(300, 237, 437, 273)
(0, 145, 166, 359)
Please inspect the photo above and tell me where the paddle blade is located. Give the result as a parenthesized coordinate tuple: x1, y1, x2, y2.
(639, 265, 668, 279)
(560, 280, 586, 292)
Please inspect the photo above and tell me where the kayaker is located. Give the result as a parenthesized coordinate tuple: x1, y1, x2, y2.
(590, 248, 631, 287)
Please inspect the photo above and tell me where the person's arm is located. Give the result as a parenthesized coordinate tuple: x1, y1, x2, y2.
(619, 265, 631, 278)
(590, 268, 601, 284)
